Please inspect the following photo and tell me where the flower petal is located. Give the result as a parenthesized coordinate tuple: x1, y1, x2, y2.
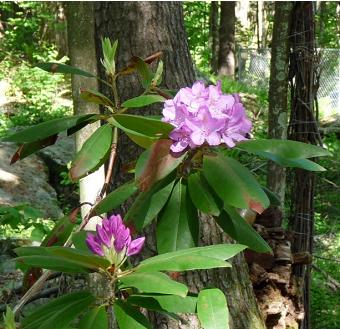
(127, 237, 145, 256)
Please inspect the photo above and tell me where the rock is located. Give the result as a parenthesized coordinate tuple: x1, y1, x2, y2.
(0, 142, 63, 218)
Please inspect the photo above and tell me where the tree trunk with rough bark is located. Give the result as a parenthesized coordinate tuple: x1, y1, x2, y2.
(218, 1, 236, 79)
(267, 1, 293, 205)
(288, 3, 321, 328)
(94, 2, 265, 328)
(209, 1, 219, 74)
(66, 2, 105, 224)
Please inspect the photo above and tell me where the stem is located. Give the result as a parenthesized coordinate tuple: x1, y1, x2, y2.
(111, 75, 120, 110)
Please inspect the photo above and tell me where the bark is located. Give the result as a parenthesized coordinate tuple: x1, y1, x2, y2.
(66, 2, 105, 223)
(288, 3, 322, 328)
(218, 1, 236, 79)
(94, 2, 265, 328)
(209, 1, 219, 74)
(267, 1, 293, 205)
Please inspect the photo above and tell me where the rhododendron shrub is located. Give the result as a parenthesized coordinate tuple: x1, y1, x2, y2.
(3, 38, 330, 329)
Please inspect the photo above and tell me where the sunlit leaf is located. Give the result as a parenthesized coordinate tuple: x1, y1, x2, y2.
(114, 301, 152, 329)
(70, 124, 113, 181)
(122, 94, 165, 108)
(203, 153, 269, 213)
(80, 89, 115, 108)
(79, 305, 108, 329)
(197, 289, 229, 329)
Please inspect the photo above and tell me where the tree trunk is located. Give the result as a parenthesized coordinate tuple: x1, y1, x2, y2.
(288, 3, 322, 329)
(209, 1, 219, 74)
(267, 1, 293, 205)
(66, 2, 105, 224)
(218, 1, 236, 79)
(94, 2, 265, 328)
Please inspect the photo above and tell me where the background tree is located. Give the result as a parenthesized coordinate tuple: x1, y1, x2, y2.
(218, 1, 236, 78)
(267, 1, 293, 205)
(209, 1, 219, 74)
(94, 2, 265, 328)
(66, 2, 105, 222)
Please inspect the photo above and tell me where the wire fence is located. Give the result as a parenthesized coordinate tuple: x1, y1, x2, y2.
(237, 48, 340, 112)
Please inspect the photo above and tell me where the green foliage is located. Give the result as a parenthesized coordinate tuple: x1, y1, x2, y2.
(315, 2, 340, 48)
(0, 204, 53, 241)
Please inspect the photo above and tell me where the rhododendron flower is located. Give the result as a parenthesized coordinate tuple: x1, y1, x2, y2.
(86, 214, 145, 267)
(162, 81, 252, 153)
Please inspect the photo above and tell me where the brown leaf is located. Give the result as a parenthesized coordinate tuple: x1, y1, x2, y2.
(137, 139, 183, 192)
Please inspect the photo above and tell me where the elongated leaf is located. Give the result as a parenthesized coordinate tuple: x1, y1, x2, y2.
(122, 94, 165, 108)
(128, 294, 197, 314)
(125, 174, 176, 230)
(79, 306, 108, 329)
(93, 180, 137, 215)
(157, 180, 199, 253)
(262, 186, 281, 206)
(41, 208, 79, 247)
(237, 139, 330, 171)
(114, 301, 152, 329)
(125, 133, 155, 149)
(72, 231, 92, 253)
(80, 89, 115, 108)
(238, 139, 331, 159)
(120, 272, 188, 297)
(108, 114, 173, 139)
(151, 60, 163, 87)
(10, 135, 58, 164)
(136, 139, 184, 191)
(22, 291, 95, 329)
(36, 62, 95, 77)
(197, 289, 229, 329)
(15, 255, 90, 273)
(3, 114, 98, 143)
(215, 207, 271, 253)
(70, 124, 113, 181)
(15, 246, 110, 271)
(67, 114, 101, 136)
(188, 172, 221, 216)
(136, 244, 246, 272)
(203, 153, 269, 213)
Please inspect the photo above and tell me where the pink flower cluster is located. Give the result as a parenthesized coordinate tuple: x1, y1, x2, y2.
(162, 81, 252, 153)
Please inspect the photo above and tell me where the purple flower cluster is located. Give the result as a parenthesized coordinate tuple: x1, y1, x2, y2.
(86, 214, 145, 267)
(162, 81, 252, 153)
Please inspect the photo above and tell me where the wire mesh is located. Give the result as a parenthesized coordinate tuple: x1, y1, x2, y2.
(237, 48, 340, 112)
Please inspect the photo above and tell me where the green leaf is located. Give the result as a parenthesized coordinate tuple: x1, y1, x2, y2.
(215, 207, 271, 253)
(120, 272, 188, 297)
(10, 135, 58, 164)
(70, 124, 113, 181)
(203, 153, 269, 213)
(72, 231, 92, 253)
(126, 133, 155, 149)
(261, 186, 281, 206)
(114, 301, 152, 329)
(157, 180, 199, 253)
(237, 139, 330, 171)
(36, 62, 95, 77)
(79, 306, 108, 329)
(151, 60, 163, 86)
(136, 244, 246, 272)
(125, 174, 176, 230)
(188, 172, 221, 216)
(134, 56, 153, 89)
(128, 294, 197, 314)
(41, 208, 79, 247)
(80, 89, 115, 108)
(22, 291, 95, 329)
(3, 306, 16, 329)
(122, 94, 166, 108)
(3, 114, 98, 143)
(197, 289, 229, 329)
(92, 180, 138, 216)
(136, 140, 185, 191)
(15, 255, 90, 273)
(108, 114, 173, 140)
(15, 246, 110, 272)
